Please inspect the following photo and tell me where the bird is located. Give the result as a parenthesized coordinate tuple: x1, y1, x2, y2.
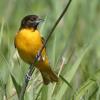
(14, 15, 58, 85)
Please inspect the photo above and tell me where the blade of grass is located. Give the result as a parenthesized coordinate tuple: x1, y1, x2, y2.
(72, 70, 100, 100)
(10, 74, 21, 98)
(55, 44, 92, 100)
(59, 75, 72, 89)
(35, 86, 43, 100)
(0, 19, 5, 45)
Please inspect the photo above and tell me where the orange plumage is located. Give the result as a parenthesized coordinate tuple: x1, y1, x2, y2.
(14, 15, 58, 84)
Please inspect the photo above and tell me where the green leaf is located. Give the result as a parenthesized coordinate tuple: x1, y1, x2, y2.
(55, 44, 92, 100)
(72, 70, 100, 100)
(41, 85, 48, 100)
(59, 74, 72, 89)
(10, 74, 21, 98)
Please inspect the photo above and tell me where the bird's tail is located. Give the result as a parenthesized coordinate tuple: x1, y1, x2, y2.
(40, 67, 58, 85)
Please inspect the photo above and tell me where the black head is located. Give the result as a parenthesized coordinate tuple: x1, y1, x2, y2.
(20, 15, 43, 30)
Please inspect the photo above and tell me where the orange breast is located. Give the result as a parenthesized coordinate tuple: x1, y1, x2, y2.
(15, 28, 43, 64)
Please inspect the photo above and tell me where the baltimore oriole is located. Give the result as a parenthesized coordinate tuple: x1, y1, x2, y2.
(14, 15, 58, 85)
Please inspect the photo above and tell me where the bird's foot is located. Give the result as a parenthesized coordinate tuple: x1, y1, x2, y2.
(25, 73, 31, 82)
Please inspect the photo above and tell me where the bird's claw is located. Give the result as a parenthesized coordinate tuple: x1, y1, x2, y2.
(25, 73, 31, 81)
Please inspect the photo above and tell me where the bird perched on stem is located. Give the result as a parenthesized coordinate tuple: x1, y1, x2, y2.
(14, 15, 58, 85)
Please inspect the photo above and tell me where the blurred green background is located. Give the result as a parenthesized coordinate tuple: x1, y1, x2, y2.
(0, 0, 100, 100)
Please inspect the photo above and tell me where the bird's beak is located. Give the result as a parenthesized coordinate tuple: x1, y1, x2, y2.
(35, 18, 45, 24)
